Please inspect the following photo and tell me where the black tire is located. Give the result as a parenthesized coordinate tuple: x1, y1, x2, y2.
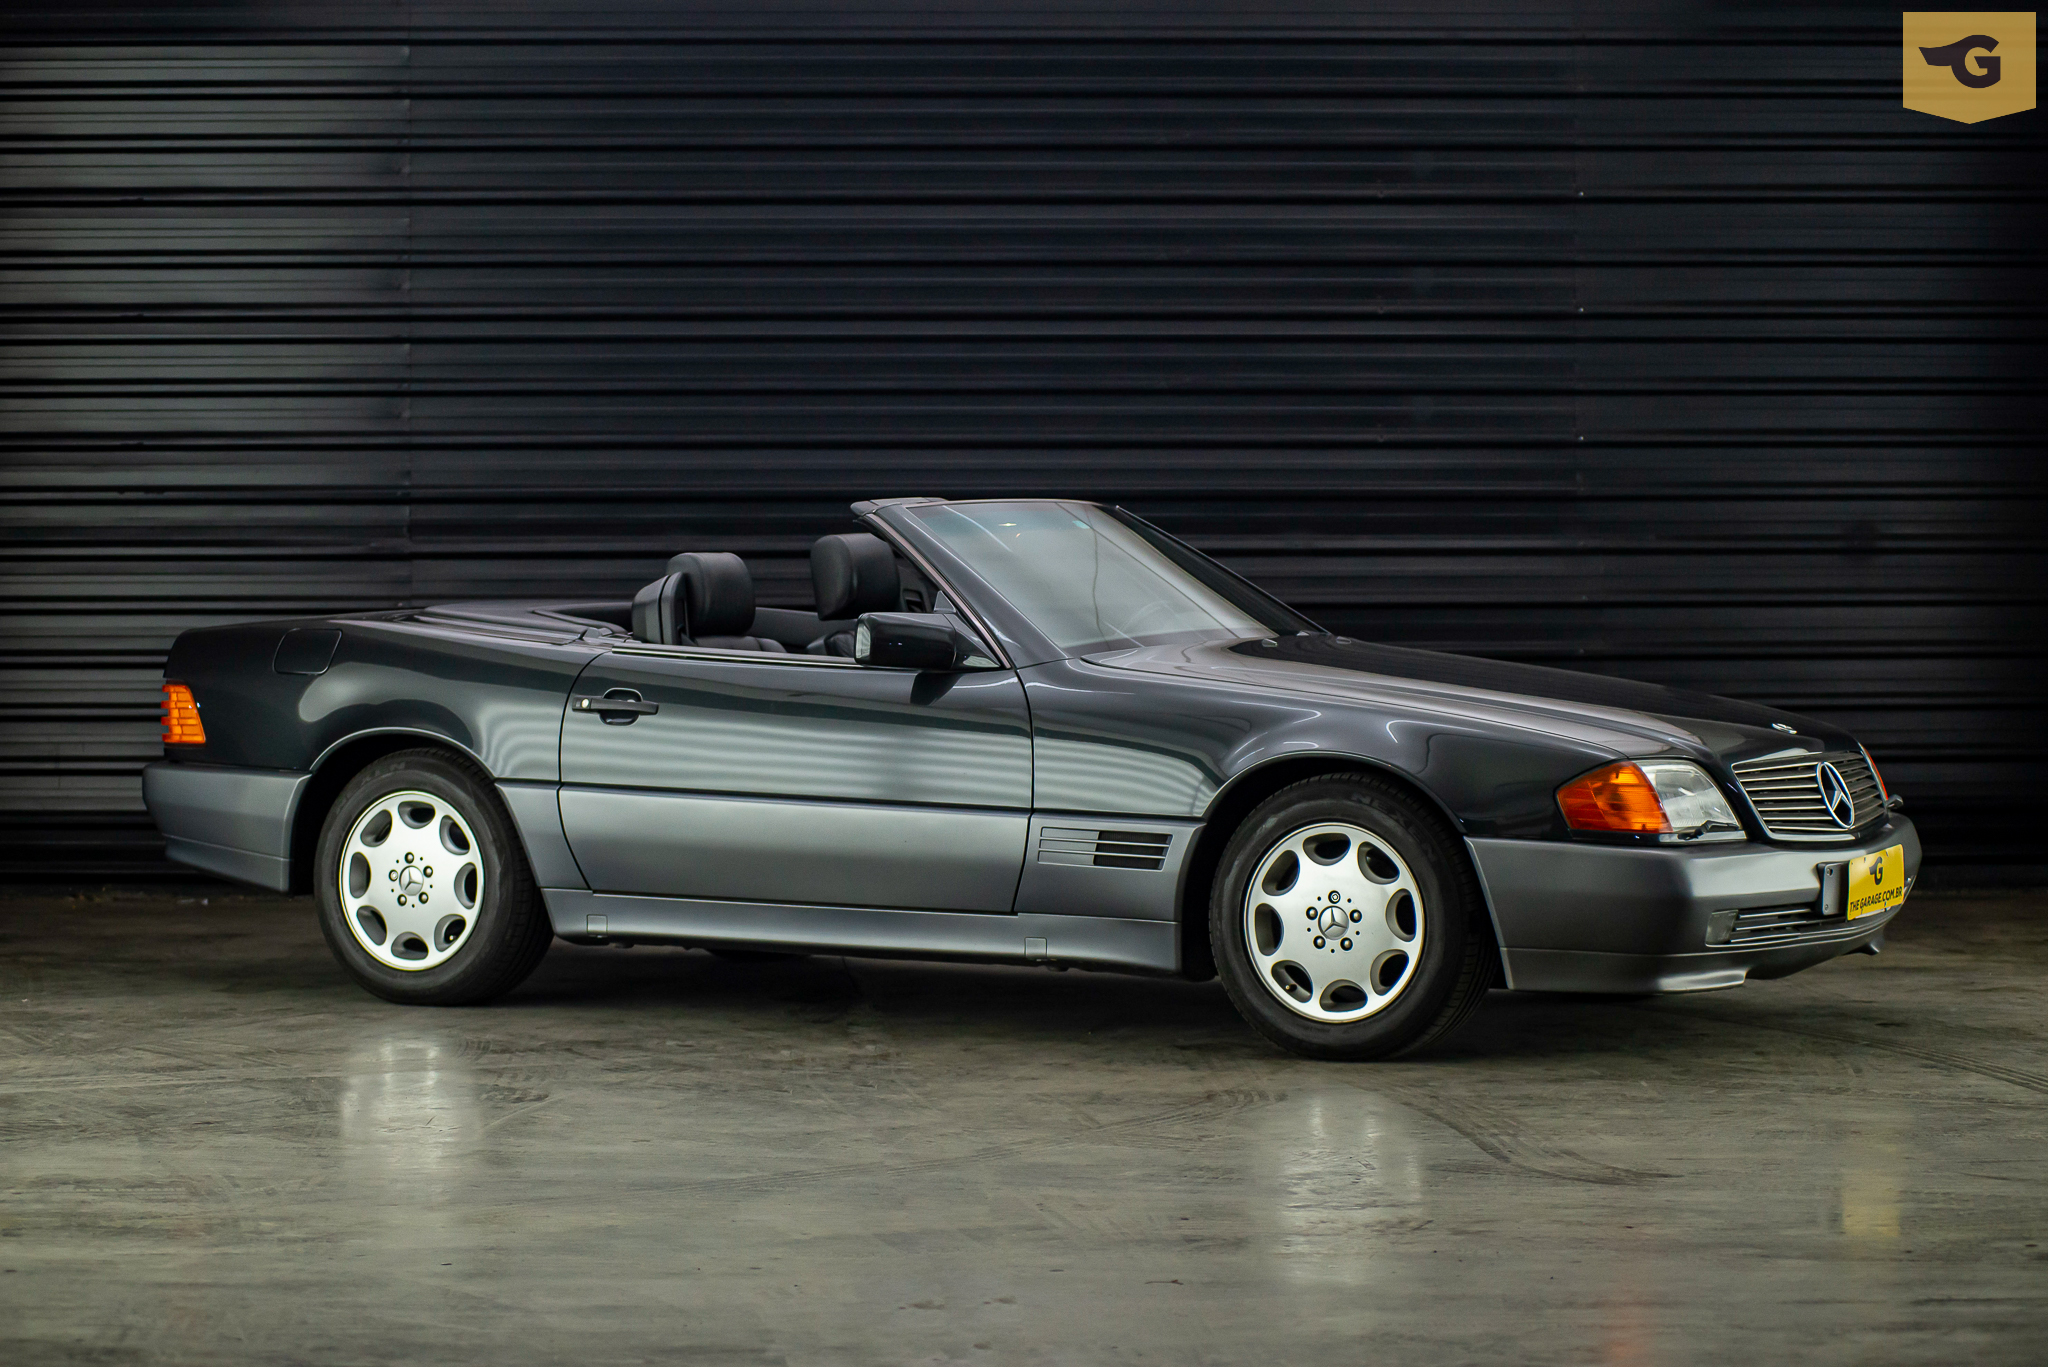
(314, 748, 553, 1005)
(1208, 774, 1495, 1060)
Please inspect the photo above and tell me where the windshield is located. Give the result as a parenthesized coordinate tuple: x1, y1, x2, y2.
(909, 501, 1315, 654)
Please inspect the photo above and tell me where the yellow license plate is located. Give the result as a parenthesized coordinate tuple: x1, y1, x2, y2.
(1846, 844, 1907, 921)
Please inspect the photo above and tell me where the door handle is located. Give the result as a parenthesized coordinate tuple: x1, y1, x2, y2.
(572, 692, 659, 723)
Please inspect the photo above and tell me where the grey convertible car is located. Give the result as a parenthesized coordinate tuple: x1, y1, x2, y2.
(145, 498, 1917, 1059)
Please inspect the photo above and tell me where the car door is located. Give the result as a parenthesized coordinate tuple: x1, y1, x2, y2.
(557, 644, 1033, 912)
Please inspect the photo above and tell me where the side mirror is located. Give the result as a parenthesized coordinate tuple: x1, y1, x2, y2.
(854, 613, 991, 671)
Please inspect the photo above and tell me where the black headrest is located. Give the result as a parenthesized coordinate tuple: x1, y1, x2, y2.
(631, 573, 683, 645)
(631, 552, 756, 644)
(811, 533, 900, 620)
(666, 551, 755, 637)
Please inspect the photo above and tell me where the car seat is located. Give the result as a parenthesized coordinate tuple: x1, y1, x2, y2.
(806, 533, 901, 656)
(629, 552, 787, 651)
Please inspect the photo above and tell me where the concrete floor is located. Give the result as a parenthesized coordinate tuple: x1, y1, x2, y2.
(1, 887, 2044, 1366)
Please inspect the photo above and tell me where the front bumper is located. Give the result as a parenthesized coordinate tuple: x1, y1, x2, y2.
(1467, 816, 1920, 993)
(143, 761, 309, 891)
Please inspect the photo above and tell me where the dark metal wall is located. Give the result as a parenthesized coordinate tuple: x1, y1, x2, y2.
(3, 2, 2042, 875)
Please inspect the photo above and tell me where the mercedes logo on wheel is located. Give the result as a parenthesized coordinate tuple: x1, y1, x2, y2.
(1816, 761, 1856, 828)
(398, 866, 425, 896)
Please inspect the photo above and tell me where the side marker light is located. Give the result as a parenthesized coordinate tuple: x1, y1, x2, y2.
(162, 682, 207, 745)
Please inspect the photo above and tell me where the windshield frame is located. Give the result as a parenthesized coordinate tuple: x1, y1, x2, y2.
(867, 499, 1324, 667)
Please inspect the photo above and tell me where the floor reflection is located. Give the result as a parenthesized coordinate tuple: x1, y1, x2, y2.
(1839, 1145, 1904, 1242)
(1249, 1086, 1428, 1283)
(338, 1034, 482, 1190)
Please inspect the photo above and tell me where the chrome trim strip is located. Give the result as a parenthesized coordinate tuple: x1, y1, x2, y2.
(558, 780, 1029, 817)
(1727, 903, 1901, 949)
(609, 644, 860, 667)
(1741, 746, 1815, 765)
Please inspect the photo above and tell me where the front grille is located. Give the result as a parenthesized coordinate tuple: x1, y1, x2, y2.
(1730, 750, 1885, 842)
(1037, 827, 1172, 871)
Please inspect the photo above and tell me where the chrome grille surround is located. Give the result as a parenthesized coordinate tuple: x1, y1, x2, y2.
(1730, 750, 1885, 842)
(1724, 901, 1898, 949)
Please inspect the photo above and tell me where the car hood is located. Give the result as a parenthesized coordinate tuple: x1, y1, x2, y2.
(1083, 635, 1857, 764)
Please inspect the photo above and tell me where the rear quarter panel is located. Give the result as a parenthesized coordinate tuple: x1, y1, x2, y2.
(164, 617, 602, 781)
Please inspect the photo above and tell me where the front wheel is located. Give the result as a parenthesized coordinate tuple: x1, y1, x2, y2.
(314, 748, 553, 1005)
(1209, 774, 1495, 1060)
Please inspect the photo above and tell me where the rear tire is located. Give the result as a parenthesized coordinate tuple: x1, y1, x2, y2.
(315, 748, 553, 1005)
(1209, 774, 1495, 1060)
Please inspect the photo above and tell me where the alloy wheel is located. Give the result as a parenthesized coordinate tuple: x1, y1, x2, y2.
(338, 789, 484, 971)
(1242, 821, 1425, 1022)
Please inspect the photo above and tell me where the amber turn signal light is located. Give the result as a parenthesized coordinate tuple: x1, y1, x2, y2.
(161, 682, 207, 745)
(1557, 761, 1669, 834)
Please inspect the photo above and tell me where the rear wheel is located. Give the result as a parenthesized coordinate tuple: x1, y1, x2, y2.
(315, 749, 553, 1005)
(1210, 774, 1494, 1060)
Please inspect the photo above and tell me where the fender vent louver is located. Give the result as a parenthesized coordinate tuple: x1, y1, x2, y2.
(1037, 827, 1172, 871)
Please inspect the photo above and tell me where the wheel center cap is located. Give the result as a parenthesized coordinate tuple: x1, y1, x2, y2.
(1317, 905, 1348, 936)
(398, 867, 425, 895)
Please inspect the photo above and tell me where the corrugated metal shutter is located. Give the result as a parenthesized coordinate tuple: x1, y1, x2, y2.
(3, 4, 2041, 875)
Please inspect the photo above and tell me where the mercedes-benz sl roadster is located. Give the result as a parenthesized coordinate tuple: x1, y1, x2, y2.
(145, 498, 1917, 1059)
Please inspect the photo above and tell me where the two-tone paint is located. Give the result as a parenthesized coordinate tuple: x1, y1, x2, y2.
(145, 499, 1919, 993)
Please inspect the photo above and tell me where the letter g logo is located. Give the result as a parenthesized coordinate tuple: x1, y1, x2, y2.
(1903, 13, 2036, 123)
(1921, 34, 2002, 86)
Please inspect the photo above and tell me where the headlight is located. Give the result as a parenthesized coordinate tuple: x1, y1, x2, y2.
(1557, 760, 1745, 842)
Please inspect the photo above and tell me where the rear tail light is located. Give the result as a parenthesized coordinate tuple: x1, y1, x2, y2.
(161, 682, 207, 745)
(1557, 762, 1670, 834)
